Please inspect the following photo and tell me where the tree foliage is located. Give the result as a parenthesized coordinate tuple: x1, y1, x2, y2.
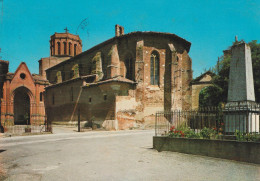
(199, 86, 223, 107)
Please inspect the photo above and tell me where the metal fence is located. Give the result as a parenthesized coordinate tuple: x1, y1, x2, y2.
(1, 114, 52, 134)
(0, 103, 53, 134)
(155, 103, 260, 138)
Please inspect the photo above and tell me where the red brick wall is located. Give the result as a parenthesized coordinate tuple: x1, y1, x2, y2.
(1, 63, 46, 125)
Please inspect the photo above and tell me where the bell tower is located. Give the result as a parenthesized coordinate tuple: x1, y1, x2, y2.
(50, 28, 82, 57)
(39, 28, 83, 79)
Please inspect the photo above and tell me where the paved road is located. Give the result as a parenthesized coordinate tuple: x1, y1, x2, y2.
(0, 129, 259, 181)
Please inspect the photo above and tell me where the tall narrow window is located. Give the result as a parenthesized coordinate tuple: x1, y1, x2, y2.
(52, 40, 55, 56)
(125, 57, 134, 80)
(57, 42, 61, 55)
(74, 44, 77, 56)
(40, 92, 43, 102)
(150, 51, 160, 85)
(69, 43, 72, 55)
(71, 87, 73, 101)
(63, 42, 67, 55)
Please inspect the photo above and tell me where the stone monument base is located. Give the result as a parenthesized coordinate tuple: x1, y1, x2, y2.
(224, 101, 259, 133)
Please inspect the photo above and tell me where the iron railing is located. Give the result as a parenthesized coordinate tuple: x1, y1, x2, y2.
(155, 104, 260, 140)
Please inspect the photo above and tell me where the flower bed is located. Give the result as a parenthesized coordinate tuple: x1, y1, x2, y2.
(168, 125, 260, 142)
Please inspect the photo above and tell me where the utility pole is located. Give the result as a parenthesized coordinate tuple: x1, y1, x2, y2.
(78, 108, 80, 132)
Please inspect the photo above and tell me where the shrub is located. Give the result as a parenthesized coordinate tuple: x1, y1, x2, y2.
(184, 129, 200, 138)
(235, 129, 245, 141)
(235, 130, 260, 142)
(200, 127, 216, 139)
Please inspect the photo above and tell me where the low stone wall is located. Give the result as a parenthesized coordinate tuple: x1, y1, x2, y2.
(153, 136, 260, 164)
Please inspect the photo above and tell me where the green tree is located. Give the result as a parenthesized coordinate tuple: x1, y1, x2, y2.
(199, 86, 223, 107)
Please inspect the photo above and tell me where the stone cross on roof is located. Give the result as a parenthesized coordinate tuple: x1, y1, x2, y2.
(64, 27, 69, 33)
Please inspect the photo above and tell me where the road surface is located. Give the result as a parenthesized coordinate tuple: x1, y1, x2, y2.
(0, 128, 259, 181)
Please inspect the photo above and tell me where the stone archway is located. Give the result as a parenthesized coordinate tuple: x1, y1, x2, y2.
(13, 87, 31, 125)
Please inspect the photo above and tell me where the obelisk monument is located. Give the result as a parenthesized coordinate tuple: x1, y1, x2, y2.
(225, 38, 259, 133)
(227, 39, 255, 102)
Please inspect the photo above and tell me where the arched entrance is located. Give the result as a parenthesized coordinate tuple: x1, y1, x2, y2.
(13, 87, 31, 125)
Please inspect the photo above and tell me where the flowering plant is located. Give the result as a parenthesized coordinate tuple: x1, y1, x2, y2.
(169, 126, 200, 138)
(169, 126, 185, 138)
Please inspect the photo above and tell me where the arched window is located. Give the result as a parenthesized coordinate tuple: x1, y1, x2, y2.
(71, 64, 79, 78)
(74, 44, 77, 56)
(91, 52, 104, 80)
(40, 92, 43, 102)
(125, 56, 134, 80)
(150, 51, 160, 85)
(56, 71, 62, 83)
(69, 43, 72, 55)
(63, 42, 67, 55)
(57, 42, 61, 55)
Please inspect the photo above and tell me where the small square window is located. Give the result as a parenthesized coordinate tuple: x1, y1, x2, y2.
(89, 97, 92, 103)
(104, 95, 107, 100)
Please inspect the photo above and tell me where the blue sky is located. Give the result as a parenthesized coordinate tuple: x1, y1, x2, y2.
(0, 0, 260, 77)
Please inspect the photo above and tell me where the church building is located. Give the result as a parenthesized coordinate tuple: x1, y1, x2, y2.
(44, 25, 193, 130)
(0, 25, 193, 130)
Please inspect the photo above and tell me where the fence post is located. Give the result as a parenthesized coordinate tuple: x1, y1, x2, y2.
(78, 108, 80, 132)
